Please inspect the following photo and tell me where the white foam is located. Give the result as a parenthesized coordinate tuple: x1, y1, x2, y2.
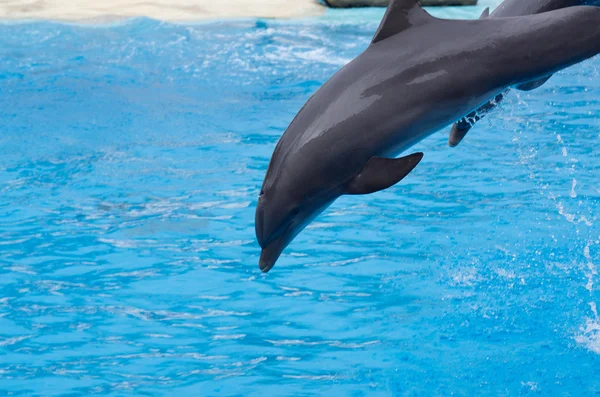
(576, 311, 600, 355)
(570, 178, 578, 199)
(584, 244, 597, 293)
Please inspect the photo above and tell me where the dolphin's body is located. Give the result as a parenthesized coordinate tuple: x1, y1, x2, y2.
(449, 0, 600, 147)
(256, 0, 600, 272)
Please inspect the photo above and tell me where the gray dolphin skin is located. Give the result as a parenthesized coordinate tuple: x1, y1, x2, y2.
(256, 0, 600, 272)
(449, 0, 600, 147)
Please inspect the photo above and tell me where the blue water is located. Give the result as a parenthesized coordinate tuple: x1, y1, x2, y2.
(1, 9, 600, 397)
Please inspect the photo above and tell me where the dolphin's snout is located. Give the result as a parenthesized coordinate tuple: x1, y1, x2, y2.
(259, 248, 275, 273)
(256, 200, 295, 273)
(258, 227, 289, 273)
(255, 205, 267, 248)
(255, 199, 292, 250)
(255, 204, 282, 249)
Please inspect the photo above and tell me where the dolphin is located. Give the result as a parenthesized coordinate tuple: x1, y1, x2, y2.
(255, 0, 600, 272)
(448, 0, 600, 147)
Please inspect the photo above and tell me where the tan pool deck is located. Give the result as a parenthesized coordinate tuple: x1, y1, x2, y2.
(0, 0, 326, 22)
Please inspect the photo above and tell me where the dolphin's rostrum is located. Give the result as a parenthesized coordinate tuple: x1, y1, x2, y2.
(256, 0, 600, 272)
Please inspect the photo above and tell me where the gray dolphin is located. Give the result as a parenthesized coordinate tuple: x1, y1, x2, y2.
(449, 0, 600, 147)
(256, 0, 600, 272)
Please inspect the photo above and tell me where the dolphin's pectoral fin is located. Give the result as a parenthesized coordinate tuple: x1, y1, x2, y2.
(371, 0, 434, 44)
(479, 7, 490, 19)
(515, 75, 552, 91)
(346, 153, 423, 195)
(448, 91, 507, 147)
(449, 119, 472, 148)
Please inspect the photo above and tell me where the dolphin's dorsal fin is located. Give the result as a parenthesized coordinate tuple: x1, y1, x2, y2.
(346, 152, 423, 195)
(371, 0, 434, 44)
(480, 7, 490, 19)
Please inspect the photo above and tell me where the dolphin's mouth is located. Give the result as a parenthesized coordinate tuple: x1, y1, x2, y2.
(259, 246, 279, 273)
(259, 223, 292, 273)
(256, 199, 335, 273)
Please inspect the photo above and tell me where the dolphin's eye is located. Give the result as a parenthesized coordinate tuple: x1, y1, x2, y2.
(291, 208, 300, 216)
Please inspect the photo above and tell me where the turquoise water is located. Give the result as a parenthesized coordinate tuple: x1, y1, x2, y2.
(1, 7, 600, 396)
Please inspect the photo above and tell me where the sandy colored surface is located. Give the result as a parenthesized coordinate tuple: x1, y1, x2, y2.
(0, 0, 326, 21)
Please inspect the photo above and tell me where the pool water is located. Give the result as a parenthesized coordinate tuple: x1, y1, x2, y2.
(1, 7, 599, 396)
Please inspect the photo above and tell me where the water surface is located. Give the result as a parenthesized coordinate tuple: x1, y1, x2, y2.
(0, 10, 599, 396)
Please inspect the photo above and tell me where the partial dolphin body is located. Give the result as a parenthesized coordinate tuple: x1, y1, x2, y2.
(256, 0, 600, 272)
(449, 0, 600, 147)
